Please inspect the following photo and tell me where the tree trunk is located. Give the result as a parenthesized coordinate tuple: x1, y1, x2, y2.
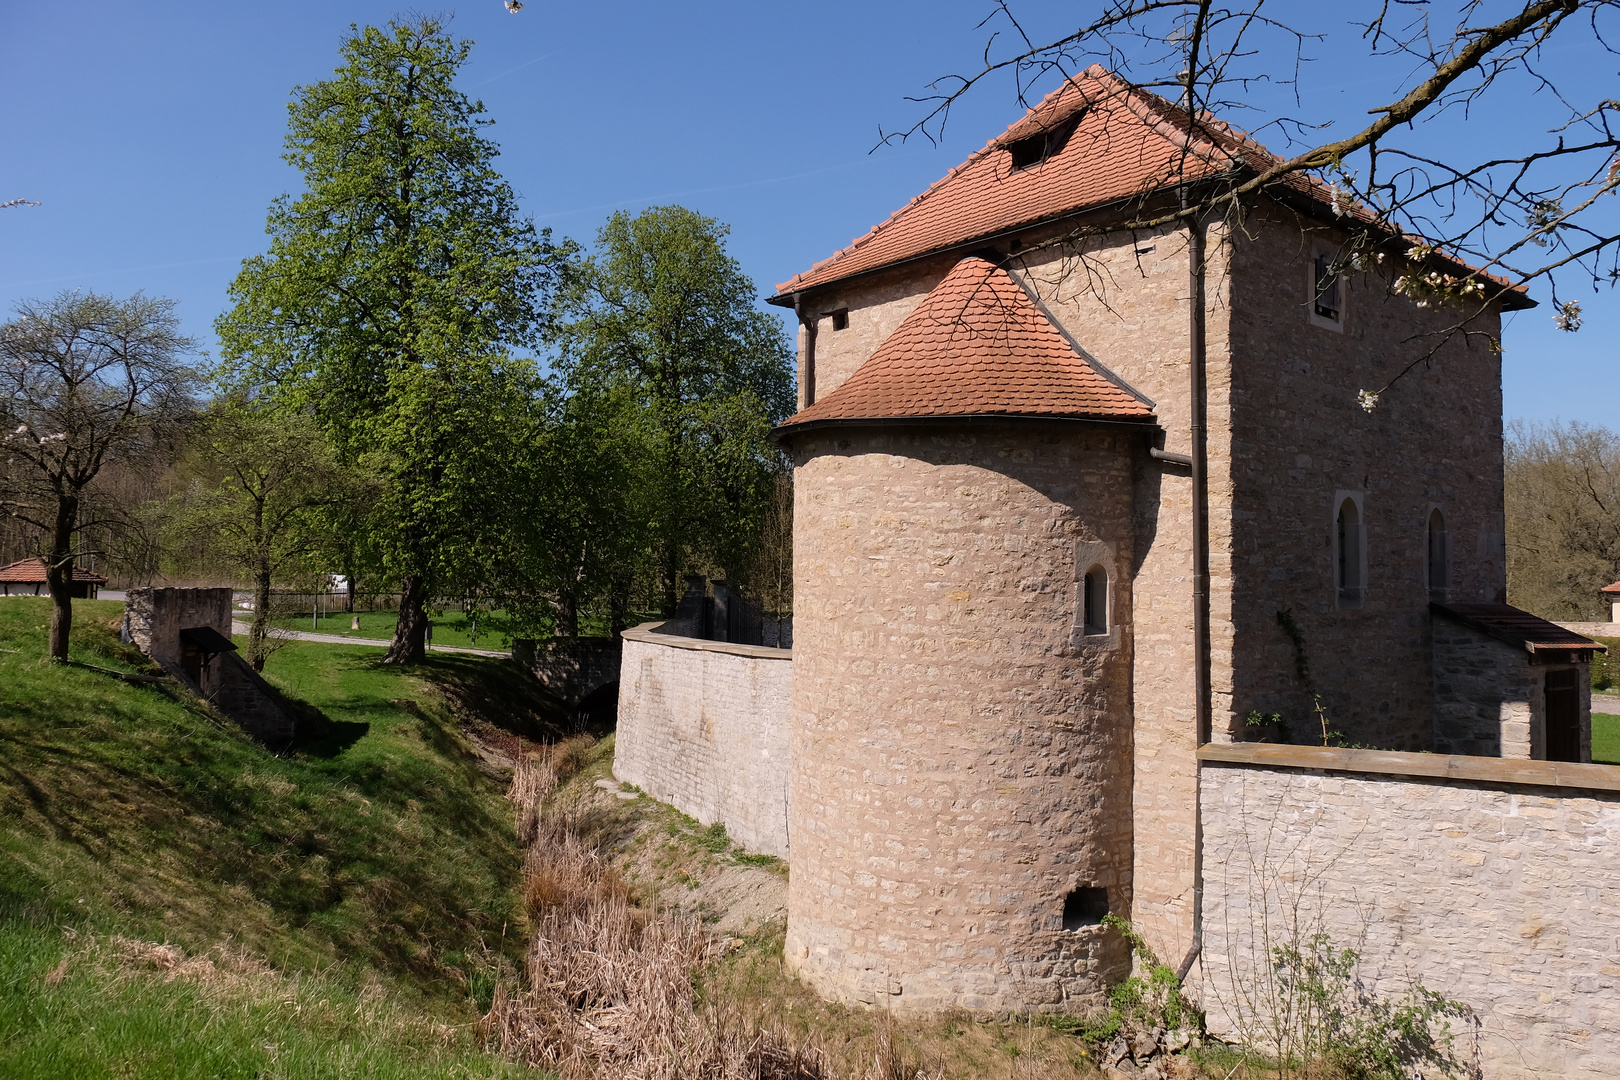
(384, 574, 429, 664)
(609, 575, 631, 638)
(250, 563, 273, 671)
(559, 591, 579, 639)
(45, 495, 79, 661)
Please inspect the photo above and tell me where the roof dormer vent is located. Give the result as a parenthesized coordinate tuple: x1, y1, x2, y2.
(1005, 112, 1083, 171)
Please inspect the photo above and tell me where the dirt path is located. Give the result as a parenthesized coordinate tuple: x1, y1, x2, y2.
(230, 620, 510, 659)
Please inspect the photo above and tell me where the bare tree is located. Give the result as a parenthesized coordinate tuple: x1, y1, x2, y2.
(0, 291, 198, 660)
(1506, 420, 1620, 619)
(891, 0, 1618, 400)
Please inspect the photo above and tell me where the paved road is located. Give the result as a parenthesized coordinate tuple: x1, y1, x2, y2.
(230, 621, 510, 659)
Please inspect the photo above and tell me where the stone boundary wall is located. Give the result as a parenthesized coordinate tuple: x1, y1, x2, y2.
(1198, 743, 1620, 1080)
(612, 622, 793, 859)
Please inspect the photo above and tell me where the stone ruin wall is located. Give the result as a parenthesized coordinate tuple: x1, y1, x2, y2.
(612, 624, 793, 859)
(784, 422, 1137, 1012)
(126, 587, 295, 744)
(126, 587, 233, 663)
(1200, 748, 1620, 1080)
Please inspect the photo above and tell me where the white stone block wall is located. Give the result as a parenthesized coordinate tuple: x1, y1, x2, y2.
(612, 623, 793, 859)
(1199, 750, 1620, 1080)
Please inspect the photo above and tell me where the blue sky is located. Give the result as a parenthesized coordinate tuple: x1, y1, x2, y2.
(1, 1, 1612, 425)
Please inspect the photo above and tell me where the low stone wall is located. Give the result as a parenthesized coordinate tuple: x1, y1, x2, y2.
(1198, 743, 1620, 1080)
(612, 621, 793, 859)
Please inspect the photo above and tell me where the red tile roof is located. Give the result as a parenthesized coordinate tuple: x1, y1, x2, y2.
(778, 257, 1155, 430)
(0, 558, 107, 584)
(775, 66, 1531, 308)
(1602, 581, 1620, 595)
(1432, 602, 1605, 654)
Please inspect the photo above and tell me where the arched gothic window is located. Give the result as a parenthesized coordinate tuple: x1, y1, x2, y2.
(1336, 497, 1364, 605)
(1427, 508, 1449, 602)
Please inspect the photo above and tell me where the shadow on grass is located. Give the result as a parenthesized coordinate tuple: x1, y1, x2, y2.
(294, 720, 370, 759)
(421, 653, 582, 744)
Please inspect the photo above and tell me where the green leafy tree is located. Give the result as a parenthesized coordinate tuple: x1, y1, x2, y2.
(215, 17, 570, 663)
(554, 207, 794, 613)
(165, 398, 354, 670)
(0, 291, 198, 660)
(508, 379, 653, 638)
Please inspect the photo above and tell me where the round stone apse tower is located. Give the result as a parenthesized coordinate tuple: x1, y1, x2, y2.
(776, 258, 1157, 1013)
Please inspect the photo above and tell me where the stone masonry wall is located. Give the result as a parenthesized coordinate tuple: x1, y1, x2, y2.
(1225, 207, 1508, 751)
(1025, 221, 1233, 972)
(1200, 748, 1620, 1080)
(1432, 623, 1540, 757)
(785, 422, 1137, 1013)
(613, 623, 793, 859)
(791, 220, 1229, 971)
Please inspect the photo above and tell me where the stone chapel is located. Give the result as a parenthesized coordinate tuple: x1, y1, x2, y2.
(760, 66, 1603, 1012)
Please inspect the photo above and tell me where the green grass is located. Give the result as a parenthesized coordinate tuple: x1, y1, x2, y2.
(269, 608, 516, 650)
(0, 922, 530, 1079)
(1594, 714, 1620, 765)
(0, 597, 554, 1078)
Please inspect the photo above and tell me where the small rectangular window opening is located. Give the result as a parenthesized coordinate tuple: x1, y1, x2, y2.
(829, 309, 849, 332)
(1314, 255, 1342, 321)
(1007, 114, 1081, 172)
(1062, 887, 1109, 930)
(1082, 566, 1108, 636)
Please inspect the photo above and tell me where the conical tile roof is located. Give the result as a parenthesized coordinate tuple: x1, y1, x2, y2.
(780, 257, 1154, 429)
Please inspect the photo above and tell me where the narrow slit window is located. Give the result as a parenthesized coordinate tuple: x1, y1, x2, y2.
(1427, 508, 1449, 602)
(829, 309, 849, 331)
(1083, 565, 1108, 636)
(1062, 887, 1109, 930)
(1314, 254, 1342, 322)
(1336, 498, 1363, 603)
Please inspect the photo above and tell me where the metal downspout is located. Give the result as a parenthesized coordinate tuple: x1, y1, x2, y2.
(1179, 213, 1210, 984)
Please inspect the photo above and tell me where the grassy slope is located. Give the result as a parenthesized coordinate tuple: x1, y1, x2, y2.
(0, 597, 554, 1079)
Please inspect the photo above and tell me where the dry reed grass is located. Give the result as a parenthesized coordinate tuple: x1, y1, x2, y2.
(484, 743, 829, 1079)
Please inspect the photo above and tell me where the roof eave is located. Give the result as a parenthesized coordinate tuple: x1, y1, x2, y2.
(1430, 602, 1604, 655)
(768, 184, 1211, 306)
(772, 170, 1537, 314)
(772, 411, 1158, 448)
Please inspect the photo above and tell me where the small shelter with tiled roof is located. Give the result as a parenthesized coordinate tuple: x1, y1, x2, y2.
(728, 69, 1588, 1016)
(0, 558, 105, 598)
